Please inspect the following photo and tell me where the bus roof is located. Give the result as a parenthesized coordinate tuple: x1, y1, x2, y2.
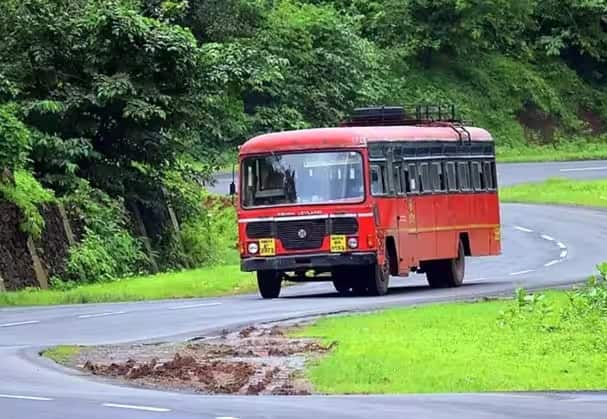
(240, 126, 493, 155)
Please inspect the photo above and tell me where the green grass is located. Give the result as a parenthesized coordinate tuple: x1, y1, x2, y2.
(501, 178, 607, 208)
(496, 141, 607, 163)
(297, 292, 607, 394)
(42, 345, 82, 364)
(0, 265, 255, 307)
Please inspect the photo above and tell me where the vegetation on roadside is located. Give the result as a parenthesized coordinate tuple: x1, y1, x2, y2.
(0, 0, 606, 291)
(497, 140, 607, 162)
(501, 178, 607, 208)
(0, 265, 253, 306)
(298, 264, 607, 394)
(42, 345, 82, 365)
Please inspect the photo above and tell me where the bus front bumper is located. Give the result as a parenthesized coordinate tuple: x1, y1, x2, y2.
(241, 252, 377, 272)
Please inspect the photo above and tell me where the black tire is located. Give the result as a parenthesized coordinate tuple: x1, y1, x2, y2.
(366, 256, 390, 297)
(257, 270, 282, 299)
(426, 241, 466, 288)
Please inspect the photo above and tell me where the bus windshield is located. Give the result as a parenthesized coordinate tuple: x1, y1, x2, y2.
(241, 151, 364, 208)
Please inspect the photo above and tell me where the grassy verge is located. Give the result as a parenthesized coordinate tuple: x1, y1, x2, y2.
(42, 345, 82, 364)
(298, 284, 607, 394)
(497, 141, 607, 163)
(500, 178, 607, 208)
(0, 265, 254, 307)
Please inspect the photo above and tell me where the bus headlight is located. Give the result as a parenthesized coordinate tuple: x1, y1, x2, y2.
(248, 242, 259, 255)
(347, 237, 359, 249)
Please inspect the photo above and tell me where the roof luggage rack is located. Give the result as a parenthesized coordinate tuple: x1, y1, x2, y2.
(341, 104, 472, 143)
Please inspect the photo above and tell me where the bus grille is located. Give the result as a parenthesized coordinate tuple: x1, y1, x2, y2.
(277, 220, 327, 250)
(246, 222, 272, 238)
(331, 217, 358, 235)
(246, 217, 359, 251)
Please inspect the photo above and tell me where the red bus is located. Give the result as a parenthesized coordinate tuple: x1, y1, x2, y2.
(235, 106, 501, 299)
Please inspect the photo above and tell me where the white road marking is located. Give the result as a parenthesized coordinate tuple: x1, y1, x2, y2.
(509, 270, 535, 276)
(78, 311, 125, 319)
(560, 250, 568, 259)
(102, 403, 171, 412)
(168, 302, 222, 311)
(557, 242, 567, 249)
(514, 226, 533, 233)
(216, 417, 240, 419)
(559, 166, 607, 172)
(0, 320, 40, 328)
(0, 394, 53, 401)
(541, 234, 555, 241)
(545, 260, 560, 267)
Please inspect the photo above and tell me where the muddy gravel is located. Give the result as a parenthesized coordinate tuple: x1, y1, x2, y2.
(69, 325, 334, 395)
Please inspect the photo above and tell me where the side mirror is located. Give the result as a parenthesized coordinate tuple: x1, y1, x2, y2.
(229, 182, 236, 196)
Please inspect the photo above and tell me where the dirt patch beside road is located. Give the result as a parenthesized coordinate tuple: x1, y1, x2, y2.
(63, 325, 333, 395)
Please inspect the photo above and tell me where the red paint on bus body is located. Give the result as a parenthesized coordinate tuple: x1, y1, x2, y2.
(238, 125, 500, 280)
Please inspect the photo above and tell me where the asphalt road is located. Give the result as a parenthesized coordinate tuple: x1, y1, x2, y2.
(1, 161, 607, 419)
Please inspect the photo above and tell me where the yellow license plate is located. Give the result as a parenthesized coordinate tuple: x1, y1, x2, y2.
(330, 235, 347, 253)
(259, 239, 276, 256)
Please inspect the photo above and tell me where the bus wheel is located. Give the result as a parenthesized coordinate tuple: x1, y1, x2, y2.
(257, 270, 282, 299)
(366, 258, 390, 297)
(427, 241, 466, 288)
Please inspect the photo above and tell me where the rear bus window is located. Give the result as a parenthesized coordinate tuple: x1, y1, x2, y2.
(484, 161, 496, 190)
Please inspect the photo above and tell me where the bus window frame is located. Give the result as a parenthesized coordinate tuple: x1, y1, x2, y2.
(444, 161, 458, 192)
(403, 162, 419, 195)
(430, 161, 446, 193)
(370, 161, 389, 197)
(417, 162, 432, 195)
(457, 161, 472, 192)
(470, 160, 484, 192)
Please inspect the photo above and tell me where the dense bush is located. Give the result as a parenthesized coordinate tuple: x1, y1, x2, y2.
(58, 181, 148, 285)
(180, 201, 239, 267)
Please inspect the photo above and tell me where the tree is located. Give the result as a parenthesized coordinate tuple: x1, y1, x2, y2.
(1, 0, 212, 197)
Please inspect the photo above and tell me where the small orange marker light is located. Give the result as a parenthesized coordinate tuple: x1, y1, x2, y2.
(367, 234, 376, 248)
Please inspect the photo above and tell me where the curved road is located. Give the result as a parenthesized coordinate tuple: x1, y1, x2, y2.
(2, 161, 607, 419)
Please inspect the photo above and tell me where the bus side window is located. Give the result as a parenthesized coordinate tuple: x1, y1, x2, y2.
(445, 161, 458, 192)
(471, 161, 483, 191)
(371, 164, 386, 195)
(393, 164, 403, 194)
(430, 162, 444, 192)
(404, 163, 418, 194)
(457, 162, 471, 191)
(418, 163, 431, 193)
(483, 161, 495, 190)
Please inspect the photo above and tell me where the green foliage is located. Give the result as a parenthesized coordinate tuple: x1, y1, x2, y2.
(0, 169, 55, 237)
(0, 104, 30, 169)
(180, 201, 239, 267)
(59, 181, 147, 284)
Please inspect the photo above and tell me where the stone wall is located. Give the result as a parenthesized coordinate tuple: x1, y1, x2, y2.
(0, 200, 73, 291)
